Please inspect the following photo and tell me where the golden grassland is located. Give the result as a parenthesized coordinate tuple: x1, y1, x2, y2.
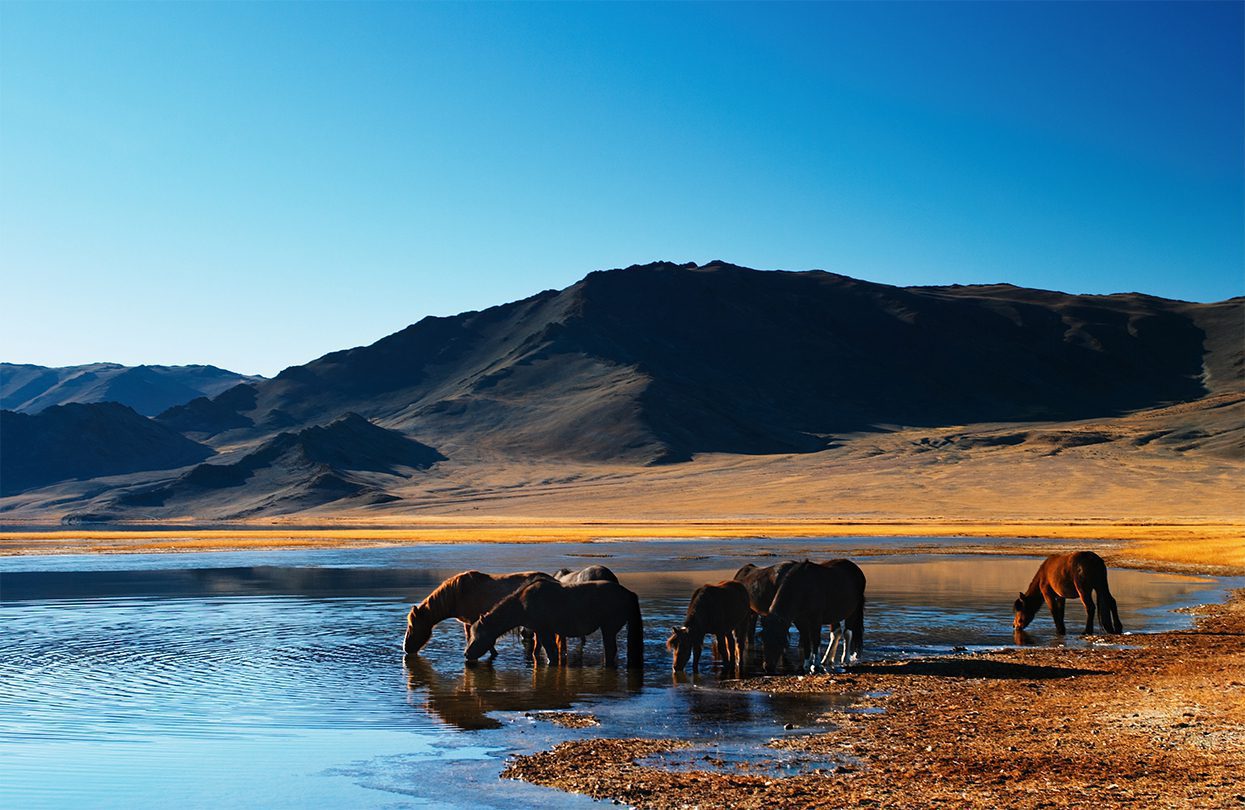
(2, 518, 1241, 573)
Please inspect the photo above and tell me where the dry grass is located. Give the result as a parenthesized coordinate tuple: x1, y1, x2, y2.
(1, 520, 1241, 573)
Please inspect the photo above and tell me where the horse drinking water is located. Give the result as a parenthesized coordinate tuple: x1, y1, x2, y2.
(1013, 551, 1122, 635)
(404, 570, 551, 657)
(733, 560, 801, 674)
(666, 580, 752, 676)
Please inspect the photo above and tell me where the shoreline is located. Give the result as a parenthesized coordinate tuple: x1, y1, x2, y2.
(503, 587, 1245, 808)
(1, 519, 1240, 576)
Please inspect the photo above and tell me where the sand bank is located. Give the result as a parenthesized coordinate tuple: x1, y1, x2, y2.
(504, 589, 1245, 808)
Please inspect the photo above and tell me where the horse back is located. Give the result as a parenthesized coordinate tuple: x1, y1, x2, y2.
(686, 580, 751, 630)
(1039, 552, 1109, 596)
(734, 560, 798, 615)
(771, 560, 862, 623)
(523, 579, 636, 636)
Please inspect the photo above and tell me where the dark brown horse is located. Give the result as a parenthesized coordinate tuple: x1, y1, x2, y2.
(403, 570, 550, 657)
(733, 560, 801, 674)
(767, 559, 866, 673)
(666, 579, 752, 676)
(466, 579, 644, 669)
(1014, 551, 1122, 635)
(521, 565, 623, 659)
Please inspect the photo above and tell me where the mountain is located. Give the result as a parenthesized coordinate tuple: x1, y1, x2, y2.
(174, 261, 1242, 465)
(0, 363, 263, 416)
(117, 413, 445, 514)
(0, 403, 214, 496)
(1, 261, 1239, 521)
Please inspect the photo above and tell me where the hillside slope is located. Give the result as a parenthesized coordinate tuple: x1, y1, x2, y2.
(0, 363, 262, 416)
(178, 262, 1240, 464)
(0, 403, 214, 496)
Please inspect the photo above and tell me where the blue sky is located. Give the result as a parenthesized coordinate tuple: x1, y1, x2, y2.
(2, 2, 1241, 376)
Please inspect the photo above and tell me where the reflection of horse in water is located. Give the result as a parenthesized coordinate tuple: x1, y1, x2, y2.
(404, 570, 550, 657)
(666, 580, 752, 676)
(767, 559, 866, 672)
(403, 655, 640, 731)
(1014, 551, 1122, 635)
(467, 579, 645, 669)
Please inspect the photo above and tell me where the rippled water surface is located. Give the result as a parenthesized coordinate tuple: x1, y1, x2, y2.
(0, 539, 1229, 808)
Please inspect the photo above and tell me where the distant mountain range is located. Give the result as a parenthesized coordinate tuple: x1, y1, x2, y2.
(0, 403, 213, 497)
(0, 363, 262, 416)
(1, 262, 1240, 520)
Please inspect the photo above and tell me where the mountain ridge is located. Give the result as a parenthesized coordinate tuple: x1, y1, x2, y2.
(1, 261, 1240, 521)
(0, 363, 262, 416)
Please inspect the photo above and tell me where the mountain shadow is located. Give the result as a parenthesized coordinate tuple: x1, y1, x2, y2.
(0, 403, 214, 496)
(117, 413, 445, 511)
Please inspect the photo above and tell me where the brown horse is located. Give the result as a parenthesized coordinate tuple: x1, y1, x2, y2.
(733, 560, 802, 674)
(1014, 551, 1122, 635)
(465, 579, 645, 669)
(767, 559, 866, 673)
(666, 580, 752, 676)
(403, 570, 551, 657)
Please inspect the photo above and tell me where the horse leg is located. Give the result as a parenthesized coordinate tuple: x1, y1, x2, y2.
(603, 631, 618, 668)
(691, 635, 703, 673)
(1078, 588, 1096, 635)
(805, 623, 821, 673)
(736, 620, 752, 677)
(818, 623, 837, 669)
(1044, 588, 1066, 635)
(717, 633, 733, 673)
(1102, 592, 1122, 634)
(540, 635, 559, 666)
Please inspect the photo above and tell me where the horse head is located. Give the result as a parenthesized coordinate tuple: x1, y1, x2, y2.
(404, 604, 434, 655)
(665, 625, 692, 671)
(463, 619, 493, 664)
(1013, 592, 1037, 630)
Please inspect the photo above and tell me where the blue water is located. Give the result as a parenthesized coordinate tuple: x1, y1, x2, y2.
(0, 539, 1230, 808)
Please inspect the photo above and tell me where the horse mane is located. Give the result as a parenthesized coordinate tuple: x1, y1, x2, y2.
(419, 570, 485, 620)
(474, 588, 529, 645)
(768, 560, 814, 616)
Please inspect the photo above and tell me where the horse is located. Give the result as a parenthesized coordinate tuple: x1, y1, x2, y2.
(1013, 551, 1122, 635)
(403, 570, 551, 657)
(819, 558, 865, 665)
(733, 560, 802, 674)
(666, 579, 752, 676)
(767, 559, 866, 673)
(521, 565, 622, 660)
(466, 579, 645, 669)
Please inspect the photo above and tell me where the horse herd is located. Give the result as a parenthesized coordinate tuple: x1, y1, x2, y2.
(402, 551, 1122, 676)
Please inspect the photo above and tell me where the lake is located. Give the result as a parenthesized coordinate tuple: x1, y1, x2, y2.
(0, 538, 1230, 808)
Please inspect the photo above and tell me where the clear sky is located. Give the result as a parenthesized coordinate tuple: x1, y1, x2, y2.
(2, 2, 1241, 377)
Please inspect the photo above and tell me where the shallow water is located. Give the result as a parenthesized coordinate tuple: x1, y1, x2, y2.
(0, 539, 1230, 808)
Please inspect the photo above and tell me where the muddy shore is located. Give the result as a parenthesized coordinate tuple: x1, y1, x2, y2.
(503, 590, 1245, 809)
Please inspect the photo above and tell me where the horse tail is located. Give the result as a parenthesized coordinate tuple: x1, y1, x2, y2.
(626, 591, 645, 670)
(850, 594, 865, 656)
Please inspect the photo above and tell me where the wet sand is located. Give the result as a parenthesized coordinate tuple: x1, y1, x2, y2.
(503, 590, 1245, 808)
